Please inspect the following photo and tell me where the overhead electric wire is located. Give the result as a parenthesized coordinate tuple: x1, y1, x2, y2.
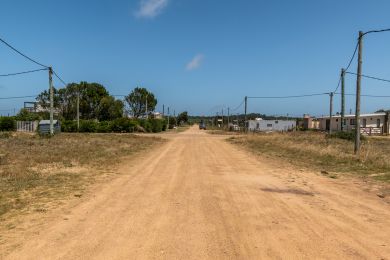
(231, 99, 245, 111)
(334, 92, 390, 98)
(344, 41, 359, 72)
(0, 95, 37, 100)
(52, 70, 67, 86)
(0, 68, 48, 77)
(334, 76, 342, 93)
(362, 28, 390, 36)
(345, 71, 390, 83)
(248, 93, 329, 99)
(0, 37, 48, 68)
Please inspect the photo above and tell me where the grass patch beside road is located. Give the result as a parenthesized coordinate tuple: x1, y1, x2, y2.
(0, 133, 163, 219)
(228, 132, 390, 182)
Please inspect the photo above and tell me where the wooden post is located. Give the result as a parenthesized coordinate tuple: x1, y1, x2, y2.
(329, 92, 334, 134)
(355, 31, 363, 155)
(341, 68, 345, 131)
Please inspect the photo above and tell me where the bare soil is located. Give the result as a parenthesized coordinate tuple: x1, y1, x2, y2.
(2, 126, 390, 259)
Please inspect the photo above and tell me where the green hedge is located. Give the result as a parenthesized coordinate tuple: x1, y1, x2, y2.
(60, 118, 166, 133)
(0, 117, 16, 131)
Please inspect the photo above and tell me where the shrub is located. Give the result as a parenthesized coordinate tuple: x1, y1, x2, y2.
(329, 131, 366, 141)
(138, 119, 152, 133)
(149, 119, 165, 133)
(109, 118, 137, 133)
(0, 117, 16, 131)
(79, 120, 98, 133)
(97, 121, 111, 133)
(61, 120, 78, 132)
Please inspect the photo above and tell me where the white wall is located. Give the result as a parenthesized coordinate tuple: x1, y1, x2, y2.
(248, 120, 296, 132)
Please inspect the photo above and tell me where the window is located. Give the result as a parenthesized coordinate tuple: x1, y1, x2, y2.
(343, 119, 347, 125)
(275, 121, 279, 124)
(377, 119, 381, 128)
(256, 123, 260, 129)
(267, 124, 273, 127)
(350, 119, 355, 125)
(363, 119, 367, 127)
(336, 119, 339, 122)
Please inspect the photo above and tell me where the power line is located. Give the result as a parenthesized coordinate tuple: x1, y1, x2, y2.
(362, 28, 390, 36)
(248, 93, 329, 99)
(0, 37, 48, 68)
(334, 92, 390, 98)
(345, 42, 359, 72)
(52, 70, 67, 86)
(231, 99, 245, 111)
(0, 95, 37, 100)
(334, 75, 342, 92)
(0, 68, 48, 77)
(345, 71, 390, 83)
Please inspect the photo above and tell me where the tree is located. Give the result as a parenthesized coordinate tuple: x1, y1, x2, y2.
(36, 82, 113, 120)
(177, 111, 188, 125)
(97, 96, 124, 121)
(125, 87, 157, 118)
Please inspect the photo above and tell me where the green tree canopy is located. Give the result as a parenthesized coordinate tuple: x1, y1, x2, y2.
(177, 111, 189, 124)
(125, 87, 157, 118)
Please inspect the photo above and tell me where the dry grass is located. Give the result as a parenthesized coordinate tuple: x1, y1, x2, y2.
(228, 131, 390, 182)
(0, 132, 164, 219)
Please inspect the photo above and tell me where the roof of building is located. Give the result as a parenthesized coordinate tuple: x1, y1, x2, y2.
(318, 112, 386, 119)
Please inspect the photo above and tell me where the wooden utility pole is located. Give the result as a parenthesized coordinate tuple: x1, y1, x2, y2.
(341, 68, 345, 131)
(77, 89, 80, 131)
(244, 96, 248, 132)
(329, 92, 334, 134)
(48, 67, 54, 135)
(167, 107, 170, 129)
(227, 107, 230, 126)
(355, 31, 363, 155)
(162, 104, 165, 116)
(145, 93, 148, 119)
(221, 108, 224, 128)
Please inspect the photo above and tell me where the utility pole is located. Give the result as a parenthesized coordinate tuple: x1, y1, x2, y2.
(329, 92, 334, 134)
(48, 67, 54, 135)
(244, 96, 248, 132)
(355, 31, 363, 155)
(227, 107, 230, 126)
(167, 107, 170, 129)
(77, 88, 80, 131)
(221, 108, 224, 128)
(174, 110, 176, 126)
(162, 104, 165, 117)
(145, 93, 148, 119)
(341, 68, 345, 131)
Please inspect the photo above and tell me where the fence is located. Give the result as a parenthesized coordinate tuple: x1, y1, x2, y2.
(17, 121, 38, 132)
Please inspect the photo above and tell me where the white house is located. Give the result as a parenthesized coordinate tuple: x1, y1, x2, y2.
(248, 118, 296, 132)
(318, 112, 390, 135)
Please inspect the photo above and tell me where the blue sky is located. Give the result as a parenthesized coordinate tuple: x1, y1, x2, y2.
(1, 0, 390, 116)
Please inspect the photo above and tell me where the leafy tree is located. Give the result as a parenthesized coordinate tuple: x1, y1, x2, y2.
(177, 111, 188, 125)
(125, 87, 157, 118)
(97, 96, 124, 121)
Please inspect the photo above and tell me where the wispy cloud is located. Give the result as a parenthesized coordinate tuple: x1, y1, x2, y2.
(186, 54, 204, 71)
(135, 0, 169, 18)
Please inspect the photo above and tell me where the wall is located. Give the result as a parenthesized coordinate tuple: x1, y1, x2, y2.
(248, 120, 296, 132)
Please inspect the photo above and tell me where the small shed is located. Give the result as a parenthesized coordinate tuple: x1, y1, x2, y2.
(38, 120, 61, 134)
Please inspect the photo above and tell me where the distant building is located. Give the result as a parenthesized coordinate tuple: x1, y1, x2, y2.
(302, 114, 320, 130)
(317, 112, 390, 135)
(248, 118, 296, 132)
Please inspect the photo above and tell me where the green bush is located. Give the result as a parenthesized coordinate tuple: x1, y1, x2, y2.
(0, 117, 16, 131)
(79, 120, 98, 133)
(329, 131, 366, 141)
(148, 119, 165, 133)
(61, 120, 78, 132)
(109, 118, 137, 133)
(138, 119, 152, 132)
(97, 121, 111, 133)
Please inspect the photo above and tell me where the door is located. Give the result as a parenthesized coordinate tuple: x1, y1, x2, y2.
(326, 119, 330, 131)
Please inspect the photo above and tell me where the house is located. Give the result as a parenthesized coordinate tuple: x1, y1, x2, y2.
(302, 114, 320, 130)
(248, 118, 296, 132)
(317, 112, 390, 135)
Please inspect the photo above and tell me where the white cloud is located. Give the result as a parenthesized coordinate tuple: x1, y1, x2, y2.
(135, 0, 169, 18)
(186, 54, 204, 71)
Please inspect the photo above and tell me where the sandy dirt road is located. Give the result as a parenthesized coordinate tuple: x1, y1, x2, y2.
(4, 126, 390, 259)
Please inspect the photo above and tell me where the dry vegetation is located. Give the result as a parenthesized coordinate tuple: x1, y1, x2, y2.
(228, 131, 390, 182)
(0, 132, 163, 221)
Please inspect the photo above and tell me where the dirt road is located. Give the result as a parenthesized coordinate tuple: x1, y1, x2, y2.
(4, 126, 390, 259)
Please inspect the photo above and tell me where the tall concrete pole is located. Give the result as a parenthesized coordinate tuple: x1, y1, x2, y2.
(329, 92, 334, 134)
(227, 107, 230, 126)
(244, 96, 248, 132)
(77, 88, 80, 131)
(49, 67, 54, 135)
(355, 31, 363, 155)
(341, 68, 345, 131)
